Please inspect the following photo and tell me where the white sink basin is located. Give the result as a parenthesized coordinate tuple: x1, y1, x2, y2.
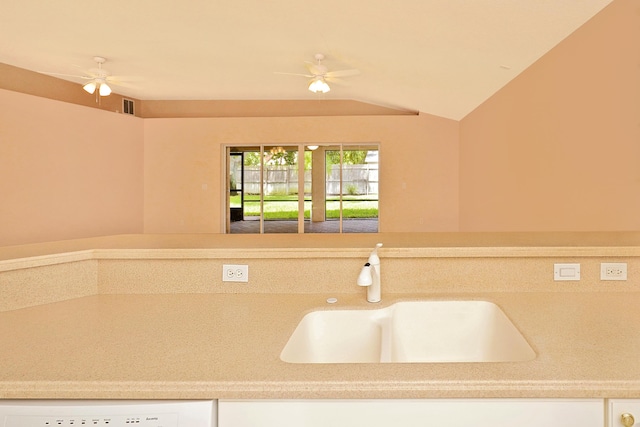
(280, 301, 535, 363)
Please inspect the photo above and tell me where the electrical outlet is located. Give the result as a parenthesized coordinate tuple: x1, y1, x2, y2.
(600, 262, 627, 281)
(222, 264, 249, 282)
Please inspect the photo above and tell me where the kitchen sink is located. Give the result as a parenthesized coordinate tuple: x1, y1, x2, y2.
(280, 301, 535, 363)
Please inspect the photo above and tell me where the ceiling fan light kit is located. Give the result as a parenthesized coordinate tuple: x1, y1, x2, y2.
(308, 76, 330, 93)
(39, 55, 142, 107)
(82, 79, 112, 96)
(80, 56, 111, 97)
(276, 53, 359, 95)
(98, 80, 112, 96)
(82, 81, 97, 94)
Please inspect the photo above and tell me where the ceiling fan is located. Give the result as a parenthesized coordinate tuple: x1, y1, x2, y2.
(276, 53, 360, 93)
(40, 56, 135, 98)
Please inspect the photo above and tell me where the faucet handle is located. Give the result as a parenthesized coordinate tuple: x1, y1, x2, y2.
(357, 263, 373, 286)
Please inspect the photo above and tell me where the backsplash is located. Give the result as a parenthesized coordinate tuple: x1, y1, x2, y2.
(2, 236, 639, 312)
(1, 260, 98, 312)
(96, 255, 640, 295)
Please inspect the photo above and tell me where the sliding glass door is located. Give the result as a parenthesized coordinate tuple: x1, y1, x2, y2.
(226, 144, 378, 234)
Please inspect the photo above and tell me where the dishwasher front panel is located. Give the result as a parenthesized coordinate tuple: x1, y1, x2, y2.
(0, 400, 216, 427)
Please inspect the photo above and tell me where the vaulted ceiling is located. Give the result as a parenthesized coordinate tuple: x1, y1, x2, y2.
(0, 0, 613, 120)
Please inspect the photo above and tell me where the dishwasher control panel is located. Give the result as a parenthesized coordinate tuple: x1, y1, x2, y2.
(0, 400, 216, 427)
(6, 413, 177, 426)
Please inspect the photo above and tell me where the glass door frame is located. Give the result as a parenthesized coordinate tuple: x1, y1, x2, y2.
(223, 143, 378, 234)
(229, 152, 244, 222)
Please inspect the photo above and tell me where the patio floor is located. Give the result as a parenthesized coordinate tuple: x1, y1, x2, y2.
(230, 218, 378, 234)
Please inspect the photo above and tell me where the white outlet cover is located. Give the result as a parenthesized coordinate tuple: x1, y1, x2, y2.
(222, 264, 249, 282)
(600, 262, 627, 281)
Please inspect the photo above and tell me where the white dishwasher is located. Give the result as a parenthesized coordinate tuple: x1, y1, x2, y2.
(0, 400, 216, 427)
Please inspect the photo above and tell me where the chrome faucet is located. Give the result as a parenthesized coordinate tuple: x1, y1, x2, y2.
(357, 243, 383, 303)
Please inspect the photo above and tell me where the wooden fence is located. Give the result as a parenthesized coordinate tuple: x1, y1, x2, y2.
(235, 164, 378, 196)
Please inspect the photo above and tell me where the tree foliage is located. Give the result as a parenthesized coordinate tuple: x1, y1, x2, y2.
(326, 150, 367, 165)
(242, 148, 369, 167)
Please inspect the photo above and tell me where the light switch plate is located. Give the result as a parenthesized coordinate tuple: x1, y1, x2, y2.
(554, 263, 580, 281)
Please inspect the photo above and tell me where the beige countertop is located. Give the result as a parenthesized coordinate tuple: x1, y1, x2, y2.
(1, 291, 640, 400)
(3, 233, 640, 400)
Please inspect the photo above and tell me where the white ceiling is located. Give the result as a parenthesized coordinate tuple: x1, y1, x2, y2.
(0, 0, 612, 120)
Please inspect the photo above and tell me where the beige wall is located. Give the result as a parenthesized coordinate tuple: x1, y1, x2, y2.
(143, 114, 460, 233)
(459, 0, 640, 231)
(0, 89, 144, 246)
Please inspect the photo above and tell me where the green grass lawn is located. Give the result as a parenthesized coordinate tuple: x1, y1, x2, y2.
(230, 194, 378, 220)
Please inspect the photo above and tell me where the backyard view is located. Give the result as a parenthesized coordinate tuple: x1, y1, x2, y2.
(230, 194, 379, 220)
(228, 145, 378, 233)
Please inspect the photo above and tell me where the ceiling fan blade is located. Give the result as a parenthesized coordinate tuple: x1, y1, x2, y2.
(274, 71, 314, 78)
(325, 69, 360, 78)
(107, 75, 144, 83)
(304, 62, 319, 75)
(306, 61, 331, 76)
(39, 71, 90, 79)
(70, 64, 92, 74)
(87, 68, 105, 76)
(325, 77, 349, 86)
(107, 80, 138, 89)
